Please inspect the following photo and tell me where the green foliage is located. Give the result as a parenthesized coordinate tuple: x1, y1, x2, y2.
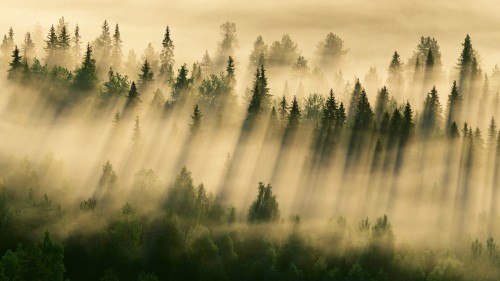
(72, 43, 98, 91)
(247, 182, 280, 223)
(102, 68, 129, 99)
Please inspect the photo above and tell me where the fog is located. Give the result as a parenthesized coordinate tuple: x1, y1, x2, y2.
(1, 0, 500, 250)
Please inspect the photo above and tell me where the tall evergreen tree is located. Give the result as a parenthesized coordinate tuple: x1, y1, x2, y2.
(58, 25, 71, 67)
(387, 51, 404, 99)
(21, 32, 35, 63)
(7, 46, 22, 80)
(215, 22, 238, 69)
(111, 23, 123, 71)
(138, 59, 154, 89)
(374, 86, 389, 124)
(170, 64, 191, 103)
(72, 24, 82, 66)
(72, 43, 98, 91)
(226, 56, 236, 90)
(347, 79, 363, 122)
(159, 26, 175, 83)
(126, 81, 141, 108)
(283, 95, 301, 142)
(421, 86, 442, 136)
(353, 90, 374, 131)
(245, 65, 271, 128)
(446, 81, 462, 129)
(190, 104, 202, 136)
(488, 117, 497, 149)
(45, 25, 58, 64)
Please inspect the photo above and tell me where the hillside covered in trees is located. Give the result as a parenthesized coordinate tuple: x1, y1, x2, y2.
(2, 15, 500, 281)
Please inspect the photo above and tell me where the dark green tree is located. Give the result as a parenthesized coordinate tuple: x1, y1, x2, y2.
(126, 81, 141, 108)
(374, 86, 389, 124)
(387, 51, 404, 98)
(190, 104, 202, 136)
(138, 59, 154, 89)
(45, 25, 58, 64)
(72, 43, 98, 91)
(247, 182, 280, 223)
(446, 81, 462, 128)
(353, 90, 374, 131)
(7, 46, 22, 80)
(421, 86, 442, 136)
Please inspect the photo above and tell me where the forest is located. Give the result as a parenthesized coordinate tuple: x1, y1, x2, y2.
(1, 16, 500, 280)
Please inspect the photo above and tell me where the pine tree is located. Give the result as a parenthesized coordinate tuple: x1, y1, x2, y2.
(132, 116, 143, 146)
(488, 117, 497, 149)
(279, 95, 289, 124)
(316, 32, 348, 70)
(421, 86, 443, 135)
(171, 64, 191, 102)
(374, 86, 389, 123)
(126, 81, 141, 108)
(45, 25, 58, 64)
(215, 22, 238, 69)
(249, 35, 268, 69)
(458, 34, 475, 92)
(97, 20, 111, 58)
(446, 81, 462, 128)
(401, 101, 413, 141)
(190, 104, 202, 136)
(138, 59, 154, 89)
(448, 121, 460, 139)
(347, 79, 363, 122)
(111, 23, 123, 71)
(353, 90, 374, 131)
(21, 32, 35, 63)
(200, 50, 213, 75)
(7, 46, 22, 80)
(246, 65, 271, 128)
(72, 24, 82, 66)
(72, 43, 98, 91)
(58, 25, 71, 66)
(247, 182, 280, 223)
(387, 51, 404, 99)
(159, 26, 175, 83)
(283, 95, 301, 141)
(226, 56, 236, 89)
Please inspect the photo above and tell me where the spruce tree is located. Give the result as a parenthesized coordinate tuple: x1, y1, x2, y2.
(446, 81, 462, 128)
(159, 26, 175, 83)
(72, 43, 98, 91)
(132, 116, 143, 146)
(126, 81, 141, 108)
(72, 24, 82, 66)
(45, 25, 58, 64)
(226, 56, 236, 89)
(488, 117, 497, 149)
(374, 86, 389, 123)
(421, 86, 442, 135)
(190, 104, 202, 136)
(7, 46, 22, 80)
(387, 51, 404, 98)
(138, 59, 154, 89)
(283, 95, 301, 141)
(171, 64, 190, 102)
(353, 90, 374, 131)
(21, 32, 35, 62)
(111, 23, 123, 71)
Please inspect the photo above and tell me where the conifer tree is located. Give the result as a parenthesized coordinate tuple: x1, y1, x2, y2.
(226, 56, 236, 90)
(279, 95, 289, 125)
(215, 22, 238, 69)
(421, 86, 442, 135)
(200, 50, 213, 75)
(488, 117, 497, 149)
(171, 64, 191, 102)
(446, 81, 462, 128)
(283, 95, 301, 141)
(249, 35, 268, 69)
(7, 46, 22, 80)
(21, 32, 35, 63)
(72, 43, 98, 91)
(316, 32, 348, 70)
(387, 51, 404, 99)
(132, 116, 143, 146)
(247, 182, 280, 223)
(374, 86, 389, 123)
(190, 104, 202, 136)
(58, 25, 71, 67)
(72, 24, 82, 64)
(448, 121, 460, 139)
(45, 25, 58, 64)
(126, 81, 141, 108)
(159, 26, 175, 83)
(353, 90, 374, 131)
(138, 59, 154, 89)
(347, 79, 363, 122)
(111, 23, 123, 71)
